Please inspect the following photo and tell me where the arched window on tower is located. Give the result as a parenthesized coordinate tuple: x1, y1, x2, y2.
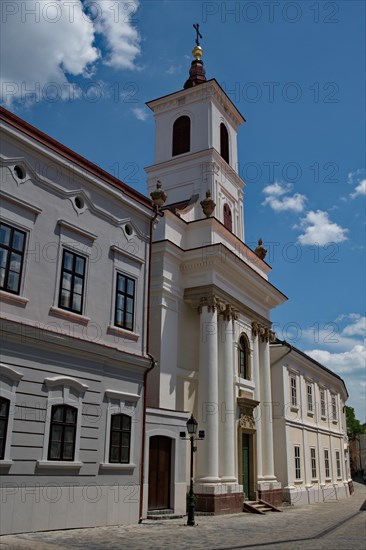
(220, 123, 229, 164)
(172, 116, 190, 156)
(223, 203, 232, 232)
(239, 335, 251, 380)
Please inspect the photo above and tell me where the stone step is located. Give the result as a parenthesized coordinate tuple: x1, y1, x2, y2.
(243, 500, 282, 514)
(146, 509, 184, 520)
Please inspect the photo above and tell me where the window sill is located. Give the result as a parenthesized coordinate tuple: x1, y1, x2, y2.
(100, 463, 136, 470)
(37, 460, 83, 469)
(310, 479, 318, 483)
(294, 479, 303, 484)
(0, 291, 29, 307)
(321, 416, 327, 421)
(49, 307, 90, 326)
(332, 420, 338, 425)
(307, 411, 314, 417)
(290, 406, 299, 412)
(107, 325, 139, 341)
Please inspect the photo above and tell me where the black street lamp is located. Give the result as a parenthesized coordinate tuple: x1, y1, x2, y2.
(180, 414, 205, 526)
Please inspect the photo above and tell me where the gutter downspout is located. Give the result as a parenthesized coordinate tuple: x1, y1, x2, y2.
(139, 207, 161, 523)
(270, 340, 293, 368)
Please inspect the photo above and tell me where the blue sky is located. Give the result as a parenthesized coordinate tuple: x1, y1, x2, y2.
(1, 0, 365, 421)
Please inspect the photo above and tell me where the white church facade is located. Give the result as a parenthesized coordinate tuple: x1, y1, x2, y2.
(144, 44, 287, 514)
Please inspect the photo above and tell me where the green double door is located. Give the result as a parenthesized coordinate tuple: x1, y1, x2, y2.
(242, 434, 251, 499)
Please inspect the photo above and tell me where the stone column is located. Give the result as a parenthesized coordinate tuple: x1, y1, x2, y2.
(219, 306, 237, 483)
(259, 328, 276, 480)
(251, 322, 262, 480)
(196, 296, 220, 482)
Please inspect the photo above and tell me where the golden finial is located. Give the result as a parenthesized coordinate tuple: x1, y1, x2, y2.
(192, 46, 203, 60)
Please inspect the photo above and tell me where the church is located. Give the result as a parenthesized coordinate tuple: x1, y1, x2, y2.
(143, 39, 351, 516)
(0, 36, 351, 535)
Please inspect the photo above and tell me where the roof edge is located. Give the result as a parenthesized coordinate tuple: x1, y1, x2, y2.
(0, 106, 154, 213)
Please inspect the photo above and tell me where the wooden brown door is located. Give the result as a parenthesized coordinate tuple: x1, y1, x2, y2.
(148, 436, 171, 510)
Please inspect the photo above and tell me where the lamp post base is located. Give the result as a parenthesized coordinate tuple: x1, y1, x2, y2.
(187, 497, 195, 526)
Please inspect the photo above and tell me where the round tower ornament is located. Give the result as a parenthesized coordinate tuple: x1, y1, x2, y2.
(150, 180, 167, 208)
(200, 190, 216, 218)
(192, 45, 203, 60)
(254, 238, 267, 261)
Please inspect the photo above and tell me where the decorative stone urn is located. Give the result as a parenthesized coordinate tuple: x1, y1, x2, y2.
(254, 238, 267, 260)
(200, 190, 216, 218)
(150, 180, 167, 208)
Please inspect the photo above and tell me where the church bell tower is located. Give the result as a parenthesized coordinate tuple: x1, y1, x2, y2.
(146, 35, 246, 240)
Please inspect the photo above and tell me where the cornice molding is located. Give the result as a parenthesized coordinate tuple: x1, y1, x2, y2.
(0, 189, 42, 216)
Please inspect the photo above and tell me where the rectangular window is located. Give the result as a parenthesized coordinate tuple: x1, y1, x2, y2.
(290, 376, 297, 407)
(294, 445, 301, 480)
(109, 413, 131, 463)
(48, 405, 77, 461)
(331, 395, 337, 421)
(0, 222, 26, 294)
(307, 384, 313, 413)
(320, 389, 326, 417)
(336, 450, 341, 478)
(324, 449, 330, 478)
(58, 250, 86, 314)
(310, 447, 317, 479)
(114, 273, 135, 331)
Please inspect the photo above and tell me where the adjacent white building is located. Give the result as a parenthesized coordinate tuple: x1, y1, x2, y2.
(0, 107, 156, 534)
(270, 340, 352, 505)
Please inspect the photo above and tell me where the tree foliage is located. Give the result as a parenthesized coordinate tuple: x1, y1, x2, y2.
(345, 406, 365, 439)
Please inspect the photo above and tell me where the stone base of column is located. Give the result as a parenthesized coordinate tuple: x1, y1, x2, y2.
(194, 483, 243, 515)
(257, 481, 282, 507)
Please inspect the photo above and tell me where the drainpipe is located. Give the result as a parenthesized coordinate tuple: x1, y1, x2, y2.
(269, 339, 293, 368)
(138, 207, 161, 523)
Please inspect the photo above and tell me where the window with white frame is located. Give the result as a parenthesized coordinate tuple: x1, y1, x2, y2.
(324, 449, 330, 478)
(0, 222, 26, 295)
(109, 413, 131, 463)
(336, 450, 341, 478)
(290, 375, 297, 407)
(0, 363, 23, 464)
(38, 376, 88, 467)
(307, 383, 313, 413)
(310, 447, 317, 479)
(58, 249, 86, 314)
(114, 273, 135, 331)
(320, 388, 326, 417)
(48, 405, 78, 461)
(101, 389, 140, 469)
(294, 445, 301, 480)
(331, 395, 337, 422)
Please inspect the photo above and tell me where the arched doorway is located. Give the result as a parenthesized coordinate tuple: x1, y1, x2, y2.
(148, 436, 172, 510)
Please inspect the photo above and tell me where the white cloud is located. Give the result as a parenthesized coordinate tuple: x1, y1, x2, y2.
(306, 345, 366, 376)
(131, 106, 148, 121)
(342, 315, 366, 337)
(0, 0, 141, 106)
(166, 65, 182, 75)
(262, 181, 307, 212)
(94, 0, 141, 70)
(305, 344, 366, 422)
(347, 168, 365, 185)
(351, 179, 366, 198)
(297, 210, 348, 246)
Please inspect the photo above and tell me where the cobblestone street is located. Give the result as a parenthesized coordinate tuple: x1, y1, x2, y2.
(1, 481, 365, 550)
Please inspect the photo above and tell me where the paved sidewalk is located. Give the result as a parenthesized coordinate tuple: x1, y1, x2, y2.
(1, 481, 365, 550)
